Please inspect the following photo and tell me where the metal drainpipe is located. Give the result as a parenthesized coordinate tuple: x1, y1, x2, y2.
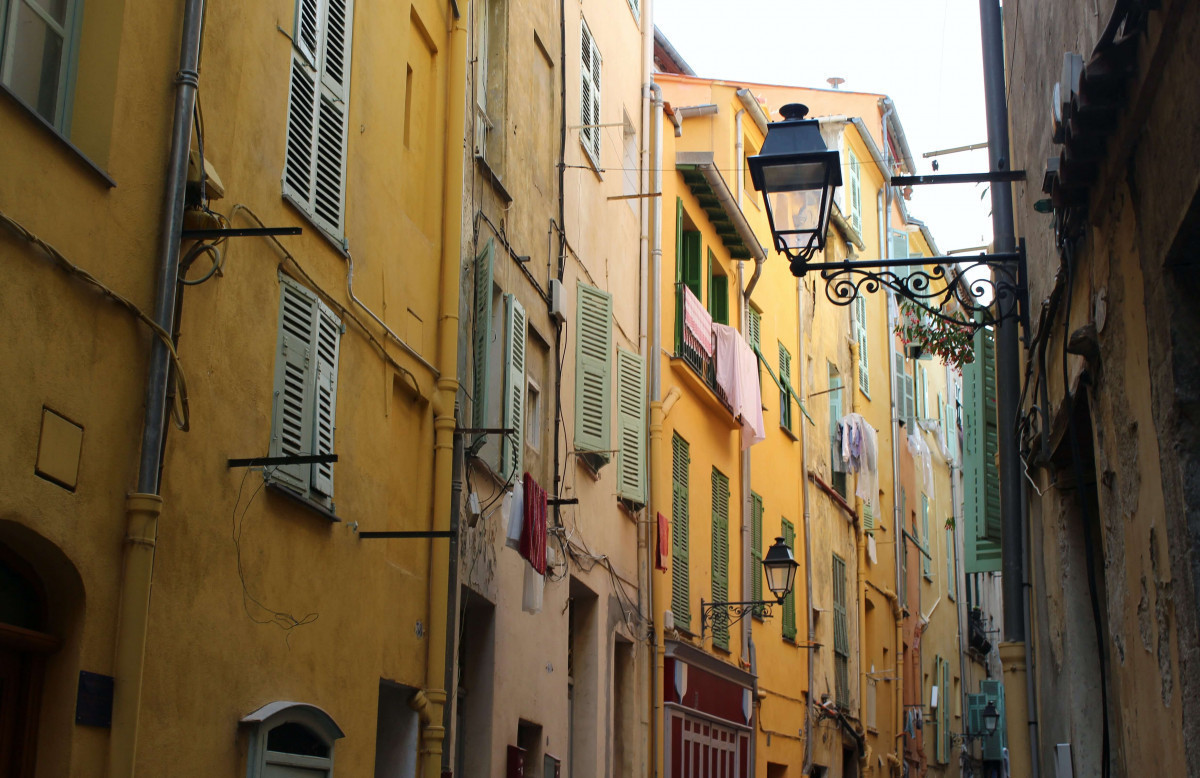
(647, 80, 665, 778)
(637, 3, 654, 774)
(110, 2, 204, 775)
(799, 276, 816, 776)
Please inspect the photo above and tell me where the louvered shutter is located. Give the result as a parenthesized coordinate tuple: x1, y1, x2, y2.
(501, 294, 526, 480)
(863, 502, 874, 531)
(615, 350, 646, 504)
(682, 233, 703, 298)
(674, 199, 684, 352)
(293, 0, 321, 67)
(921, 494, 931, 577)
(671, 434, 691, 630)
(947, 527, 956, 598)
(711, 468, 730, 650)
(980, 329, 1001, 542)
(271, 276, 320, 493)
(580, 21, 601, 162)
(941, 658, 952, 762)
(963, 327, 1000, 572)
(829, 373, 843, 470)
(472, 240, 495, 441)
(748, 308, 763, 391)
(750, 493, 763, 610)
(855, 295, 870, 394)
(574, 283, 612, 455)
(891, 233, 910, 278)
(847, 149, 862, 234)
(627, 0, 639, 18)
(833, 554, 849, 706)
(778, 344, 792, 432)
(781, 519, 796, 640)
(898, 489, 907, 607)
(310, 298, 341, 499)
(283, 55, 319, 212)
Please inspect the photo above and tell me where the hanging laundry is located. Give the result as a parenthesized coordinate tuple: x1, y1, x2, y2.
(682, 285, 714, 357)
(522, 564, 544, 614)
(712, 322, 766, 449)
(867, 533, 878, 565)
(505, 480, 524, 551)
(656, 512, 670, 571)
(838, 413, 879, 516)
(519, 473, 547, 575)
(907, 433, 935, 500)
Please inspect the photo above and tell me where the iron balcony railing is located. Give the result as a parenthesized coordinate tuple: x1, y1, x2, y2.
(675, 282, 731, 411)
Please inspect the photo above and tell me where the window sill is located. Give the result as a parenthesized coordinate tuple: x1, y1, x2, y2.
(266, 481, 342, 522)
(1, 84, 115, 188)
(779, 424, 799, 441)
(579, 140, 604, 181)
(282, 193, 350, 257)
(474, 154, 513, 204)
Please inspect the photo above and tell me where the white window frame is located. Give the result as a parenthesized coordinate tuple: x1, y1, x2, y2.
(242, 701, 343, 778)
(579, 18, 601, 166)
(0, 0, 83, 132)
(846, 147, 862, 235)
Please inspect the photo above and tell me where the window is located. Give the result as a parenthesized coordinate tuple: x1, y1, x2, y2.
(846, 147, 862, 234)
(0, 0, 81, 131)
(473, 0, 507, 170)
(780, 519, 796, 640)
(710, 468, 730, 650)
(625, 0, 639, 21)
(829, 366, 846, 497)
(894, 349, 914, 427)
(283, 0, 355, 239)
(918, 365, 928, 421)
(242, 701, 343, 778)
(922, 494, 931, 579)
(574, 282, 612, 469)
(579, 19, 601, 165)
(778, 343, 793, 433)
(670, 433, 690, 631)
(525, 378, 541, 451)
(707, 249, 728, 324)
(615, 349, 646, 505)
(674, 209, 703, 354)
(269, 275, 342, 511)
(854, 295, 870, 396)
(833, 554, 849, 709)
(750, 492, 763, 616)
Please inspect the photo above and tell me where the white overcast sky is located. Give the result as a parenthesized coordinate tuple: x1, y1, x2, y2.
(654, 0, 995, 254)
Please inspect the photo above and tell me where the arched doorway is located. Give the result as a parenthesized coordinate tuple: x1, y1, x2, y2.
(0, 545, 59, 778)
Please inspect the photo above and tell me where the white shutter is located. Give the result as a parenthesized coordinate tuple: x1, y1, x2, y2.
(574, 283, 613, 455)
(283, 55, 319, 210)
(501, 294, 526, 480)
(580, 20, 601, 163)
(855, 295, 869, 394)
(616, 350, 646, 504)
(294, 0, 322, 67)
(590, 41, 601, 160)
(310, 299, 341, 498)
(271, 276, 320, 493)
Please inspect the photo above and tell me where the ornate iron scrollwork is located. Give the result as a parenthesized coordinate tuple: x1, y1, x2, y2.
(700, 599, 774, 639)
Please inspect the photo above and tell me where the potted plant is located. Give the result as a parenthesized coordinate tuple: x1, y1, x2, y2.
(894, 299, 976, 369)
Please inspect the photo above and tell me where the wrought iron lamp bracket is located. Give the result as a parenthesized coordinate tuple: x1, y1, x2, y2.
(700, 598, 776, 639)
(791, 239, 1029, 336)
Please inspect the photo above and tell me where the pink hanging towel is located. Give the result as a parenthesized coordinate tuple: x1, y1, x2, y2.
(682, 285, 714, 357)
(520, 473, 548, 575)
(656, 512, 670, 571)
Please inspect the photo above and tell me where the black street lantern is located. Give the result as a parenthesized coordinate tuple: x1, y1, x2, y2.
(762, 536, 799, 602)
(701, 537, 799, 639)
(748, 103, 842, 274)
(981, 701, 1000, 736)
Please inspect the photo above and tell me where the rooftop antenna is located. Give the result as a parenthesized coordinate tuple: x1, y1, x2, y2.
(826, 77, 845, 90)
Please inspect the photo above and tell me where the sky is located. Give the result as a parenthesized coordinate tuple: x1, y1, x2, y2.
(653, 0, 995, 254)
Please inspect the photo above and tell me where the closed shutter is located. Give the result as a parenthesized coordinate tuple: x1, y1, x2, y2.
(472, 239, 495, 441)
(894, 350, 914, 426)
(682, 232, 703, 298)
(271, 276, 320, 493)
(748, 308, 762, 390)
(833, 554, 849, 708)
(580, 20, 601, 162)
(941, 658, 952, 762)
(963, 327, 1001, 572)
(862, 502, 874, 532)
(781, 519, 796, 640)
(855, 294, 869, 394)
(750, 492, 763, 612)
(671, 434, 691, 630)
(922, 494, 931, 577)
(310, 299, 341, 498)
(283, 0, 354, 239)
(778, 344, 792, 432)
(711, 468, 730, 650)
(847, 148, 862, 234)
(501, 294, 526, 480)
(574, 283, 613, 456)
(898, 489, 907, 607)
(947, 526, 956, 598)
(891, 233, 910, 281)
(615, 350, 646, 504)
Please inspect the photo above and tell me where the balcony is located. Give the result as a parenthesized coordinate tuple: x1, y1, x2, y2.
(672, 282, 735, 418)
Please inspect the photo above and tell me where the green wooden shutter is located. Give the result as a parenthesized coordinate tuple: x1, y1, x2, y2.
(829, 372, 844, 495)
(781, 519, 796, 640)
(310, 298, 341, 500)
(833, 553, 849, 708)
(963, 327, 1001, 573)
(750, 492, 763, 612)
(947, 526, 956, 598)
(472, 239, 495, 442)
(898, 488, 907, 607)
(682, 232, 703, 298)
(863, 502, 874, 532)
(615, 350, 646, 504)
(675, 198, 684, 352)
(921, 493, 931, 577)
(711, 468, 730, 650)
(271, 275, 320, 493)
(574, 282, 613, 456)
(671, 434, 691, 630)
(854, 295, 870, 395)
(748, 308, 762, 391)
(710, 273, 728, 325)
(501, 294, 527, 480)
(778, 343, 792, 432)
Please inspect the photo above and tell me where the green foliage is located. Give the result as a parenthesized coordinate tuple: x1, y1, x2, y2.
(895, 299, 976, 369)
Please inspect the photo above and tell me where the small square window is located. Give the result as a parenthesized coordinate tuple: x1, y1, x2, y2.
(526, 378, 541, 452)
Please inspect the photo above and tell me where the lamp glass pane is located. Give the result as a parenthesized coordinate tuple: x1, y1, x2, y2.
(767, 188, 823, 238)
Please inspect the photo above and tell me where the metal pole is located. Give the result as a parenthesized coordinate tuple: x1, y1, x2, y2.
(978, 0, 1025, 643)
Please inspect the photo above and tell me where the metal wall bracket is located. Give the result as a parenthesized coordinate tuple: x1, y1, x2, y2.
(228, 453, 337, 468)
(700, 598, 777, 639)
(182, 227, 303, 240)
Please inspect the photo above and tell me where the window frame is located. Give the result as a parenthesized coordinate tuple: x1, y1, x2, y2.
(242, 701, 343, 778)
(579, 18, 601, 167)
(0, 0, 83, 133)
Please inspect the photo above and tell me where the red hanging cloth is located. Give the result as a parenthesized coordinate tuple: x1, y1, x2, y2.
(520, 473, 547, 575)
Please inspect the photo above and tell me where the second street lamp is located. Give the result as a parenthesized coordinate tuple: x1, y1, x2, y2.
(701, 536, 799, 639)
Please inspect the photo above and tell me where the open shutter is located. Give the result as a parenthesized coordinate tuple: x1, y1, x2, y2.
(283, 54, 319, 211)
(682, 233, 703, 298)
(855, 295, 870, 394)
(293, 0, 321, 67)
(615, 350, 646, 504)
(898, 489, 907, 607)
(750, 493, 763, 610)
(501, 294, 526, 480)
(310, 299, 341, 499)
(921, 494, 931, 577)
(778, 344, 792, 431)
(863, 503, 874, 532)
(748, 308, 763, 390)
(271, 276, 319, 493)
(671, 434, 691, 631)
(963, 327, 1001, 572)
(312, 0, 353, 236)
(472, 240, 495, 440)
(588, 29, 601, 160)
(781, 519, 796, 640)
(829, 373, 843, 469)
(941, 658, 952, 762)
(847, 148, 862, 234)
(711, 468, 730, 650)
(947, 526, 956, 598)
(579, 21, 600, 162)
(833, 554, 849, 706)
(574, 283, 612, 456)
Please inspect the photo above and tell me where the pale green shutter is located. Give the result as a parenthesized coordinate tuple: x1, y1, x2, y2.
(310, 299, 341, 500)
(501, 294, 526, 480)
(855, 295, 869, 395)
(833, 554, 849, 708)
(575, 283, 613, 456)
(898, 489, 907, 607)
(472, 239, 495, 440)
(778, 344, 792, 432)
(781, 519, 796, 640)
(271, 275, 320, 493)
(711, 468, 730, 650)
(922, 494, 931, 577)
(615, 350, 646, 504)
(963, 327, 1001, 573)
(748, 308, 762, 392)
(750, 493, 763, 611)
(941, 659, 952, 762)
(829, 372, 844, 494)
(863, 502, 874, 532)
(671, 434, 691, 630)
(947, 526, 956, 598)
